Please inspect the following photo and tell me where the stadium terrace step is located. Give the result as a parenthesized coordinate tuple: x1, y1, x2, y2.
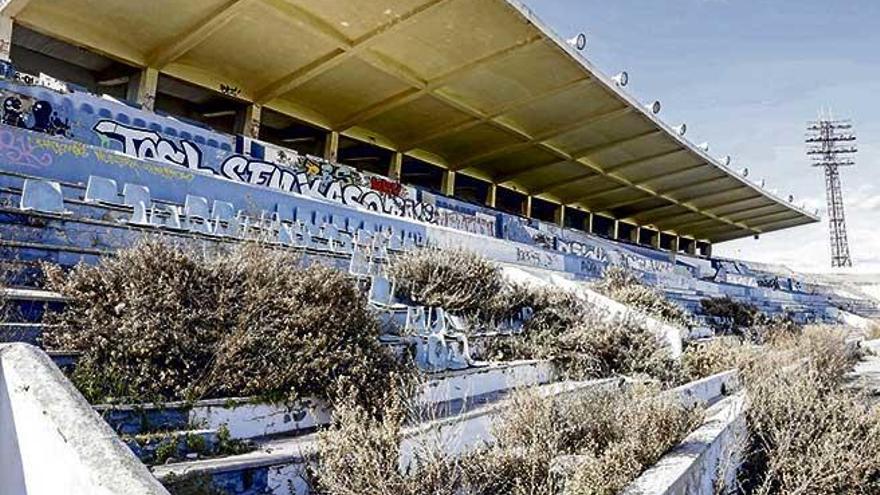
(0, 322, 44, 344)
(96, 360, 554, 440)
(124, 428, 225, 465)
(151, 377, 621, 495)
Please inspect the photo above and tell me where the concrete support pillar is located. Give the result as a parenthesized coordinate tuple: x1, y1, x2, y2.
(238, 104, 262, 138)
(441, 170, 456, 196)
(703, 243, 713, 258)
(630, 225, 640, 243)
(486, 183, 497, 208)
(554, 205, 566, 227)
(670, 236, 680, 263)
(584, 212, 594, 234)
(388, 152, 403, 181)
(686, 238, 697, 256)
(324, 131, 339, 162)
(127, 67, 159, 112)
(651, 231, 661, 249)
(612, 220, 620, 240)
(522, 195, 533, 218)
(0, 16, 12, 62)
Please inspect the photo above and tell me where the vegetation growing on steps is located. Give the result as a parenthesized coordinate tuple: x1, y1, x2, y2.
(387, 248, 506, 316)
(389, 249, 682, 385)
(310, 384, 702, 495)
(42, 239, 409, 409)
(699, 295, 800, 342)
(681, 325, 880, 494)
(591, 266, 692, 328)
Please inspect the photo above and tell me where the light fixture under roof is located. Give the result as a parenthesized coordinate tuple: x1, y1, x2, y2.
(566, 33, 588, 51)
(675, 123, 687, 136)
(612, 71, 629, 87)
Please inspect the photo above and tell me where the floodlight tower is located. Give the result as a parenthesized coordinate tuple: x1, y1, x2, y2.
(806, 115, 856, 268)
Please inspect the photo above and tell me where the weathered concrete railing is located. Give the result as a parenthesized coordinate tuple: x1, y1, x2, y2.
(0, 343, 169, 495)
(549, 370, 744, 495)
(622, 392, 747, 495)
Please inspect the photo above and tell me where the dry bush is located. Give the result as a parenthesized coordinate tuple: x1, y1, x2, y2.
(593, 266, 691, 328)
(42, 240, 223, 402)
(484, 300, 681, 384)
(313, 386, 701, 495)
(464, 386, 703, 495)
(43, 239, 404, 407)
(553, 318, 683, 385)
(195, 245, 405, 407)
(312, 389, 464, 495)
(735, 325, 879, 495)
(388, 248, 504, 315)
(700, 296, 760, 335)
(681, 338, 759, 383)
(742, 366, 880, 494)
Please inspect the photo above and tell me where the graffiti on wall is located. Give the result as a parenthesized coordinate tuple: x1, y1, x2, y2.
(91, 119, 448, 224)
(1, 92, 71, 138)
(556, 238, 609, 263)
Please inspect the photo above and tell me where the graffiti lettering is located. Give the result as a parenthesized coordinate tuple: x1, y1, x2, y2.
(369, 176, 403, 197)
(94, 120, 203, 171)
(92, 119, 499, 233)
(0, 128, 53, 168)
(556, 238, 609, 263)
(516, 247, 556, 269)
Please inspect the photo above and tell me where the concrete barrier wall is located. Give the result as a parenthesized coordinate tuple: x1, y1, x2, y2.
(0, 343, 168, 495)
(622, 392, 747, 495)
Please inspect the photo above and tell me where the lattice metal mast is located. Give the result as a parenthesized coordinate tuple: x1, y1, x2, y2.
(806, 116, 856, 268)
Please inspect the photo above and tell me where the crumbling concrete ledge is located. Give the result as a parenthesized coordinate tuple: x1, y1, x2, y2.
(0, 343, 169, 495)
(622, 391, 747, 495)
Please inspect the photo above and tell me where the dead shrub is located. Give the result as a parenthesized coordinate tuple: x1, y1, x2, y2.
(43, 239, 404, 407)
(464, 386, 703, 495)
(195, 245, 404, 407)
(700, 296, 760, 335)
(553, 319, 683, 385)
(681, 338, 759, 383)
(388, 248, 504, 315)
(42, 240, 223, 403)
(311, 389, 463, 495)
(734, 325, 878, 495)
(593, 267, 691, 328)
(742, 366, 880, 494)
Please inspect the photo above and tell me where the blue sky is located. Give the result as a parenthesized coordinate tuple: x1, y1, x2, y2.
(521, 0, 880, 273)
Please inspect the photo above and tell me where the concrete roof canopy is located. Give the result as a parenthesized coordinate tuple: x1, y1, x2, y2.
(9, 0, 818, 242)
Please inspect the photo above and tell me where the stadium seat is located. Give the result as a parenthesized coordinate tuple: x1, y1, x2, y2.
(211, 200, 236, 221)
(184, 195, 211, 234)
(150, 204, 183, 230)
(20, 179, 69, 214)
(122, 184, 151, 209)
(84, 176, 121, 205)
(127, 201, 149, 225)
(405, 306, 429, 336)
(278, 224, 295, 246)
(184, 195, 210, 220)
(368, 276, 405, 310)
(348, 243, 372, 277)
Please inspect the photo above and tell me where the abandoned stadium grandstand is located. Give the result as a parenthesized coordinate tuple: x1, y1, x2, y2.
(0, 1, 878, 494)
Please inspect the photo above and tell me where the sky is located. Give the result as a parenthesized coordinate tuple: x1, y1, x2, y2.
(520, 0, 880, 274)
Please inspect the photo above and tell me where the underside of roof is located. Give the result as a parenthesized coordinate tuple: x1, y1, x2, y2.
(7, 0, 818, 242)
